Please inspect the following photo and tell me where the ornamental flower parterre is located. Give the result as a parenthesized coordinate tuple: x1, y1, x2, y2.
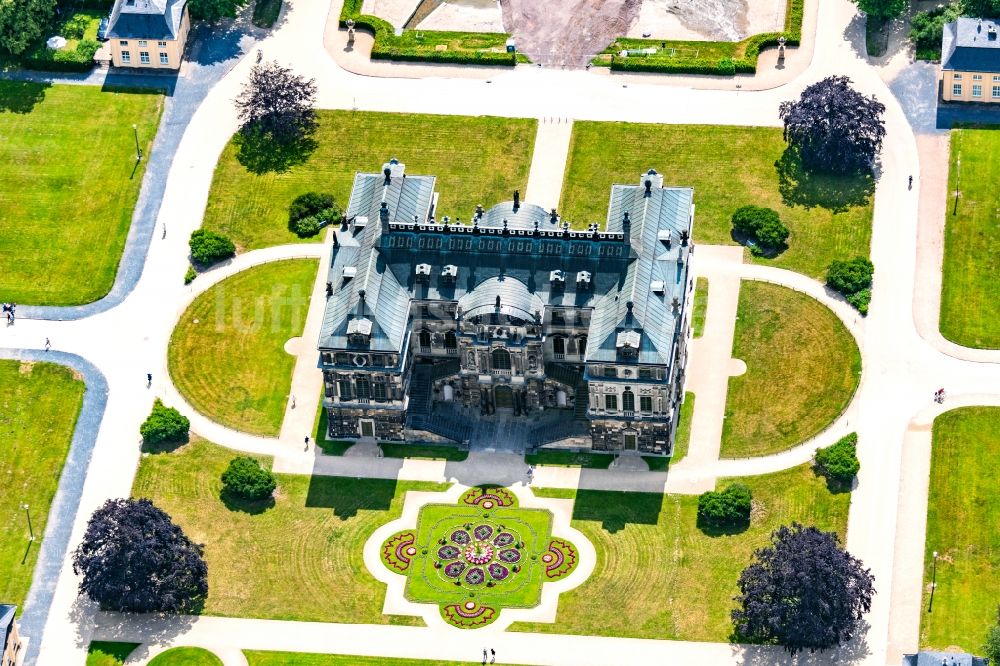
(463, 541, 493, 565)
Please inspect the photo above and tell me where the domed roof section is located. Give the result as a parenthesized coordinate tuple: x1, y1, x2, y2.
(479, 201, 556, 232)
(458, 276, 544, 321)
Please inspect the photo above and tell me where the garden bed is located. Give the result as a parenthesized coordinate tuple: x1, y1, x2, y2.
(17, 10, 103, 73)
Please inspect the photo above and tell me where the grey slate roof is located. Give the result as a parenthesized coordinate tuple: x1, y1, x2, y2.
(319, 162, 694, 372)
(942, 17, 1000, 71)
(0, 604, 16, 652)
(902, 650, 987, 666)
(108, 0, 188, 40)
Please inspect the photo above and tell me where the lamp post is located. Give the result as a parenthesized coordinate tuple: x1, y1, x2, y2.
(20, 503, 34, 542)
(132, 123, 142, 162)
(952, 155, 961, 215)
(928, 550, 939, 612)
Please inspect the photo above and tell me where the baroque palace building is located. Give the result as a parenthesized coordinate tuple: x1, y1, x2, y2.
(317, 160, 695, 456)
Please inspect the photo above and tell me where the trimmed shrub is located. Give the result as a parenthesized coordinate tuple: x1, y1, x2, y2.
(985, 624, 1000, 665)
(189, 229, 236, 266)
(288, 191, 335, 223)
(698, 482, 752, 526)
(184, 265, 197, 285)
(140, 399, 190, 446)
(846, 288, 871, 315)
(815, 433, 860, 484)
(221, 456, 276, 501)
(827, 257, 874, 296)
(732, 205, 789, 249)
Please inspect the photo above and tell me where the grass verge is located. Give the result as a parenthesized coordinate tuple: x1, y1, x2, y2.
(245, 653, 513, 666)
(560, 123, 874, 279)
(0, 81, 163, 304)
(509, 462, 850, 641)
(0, 360, 85, 607)
(920, 407, 1000, 651)
(692, 277, 709, 338)
(86, 642, 139, 666)
(148, 647, 223, 666)
(204, 111, 536, 251)
(168, 259, 317, 436)
(940, 129, 1000, 349)
(132, 438, 447, 623)
(721, 281, 860, 458)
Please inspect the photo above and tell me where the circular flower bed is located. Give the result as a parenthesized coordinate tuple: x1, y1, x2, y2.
(438, 545, 460, 560)
(493, 532, 515, 547)
(488, 563, 509, 580)
(465, 567, 485, 585)
(444, 561, 466, 578)
(473, 524, 493, 541)
(498, 548, 521, 563)
(451, 529, 471, 545)
(463, 541, 494, 565)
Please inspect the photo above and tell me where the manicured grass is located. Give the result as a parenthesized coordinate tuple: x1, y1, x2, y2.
(203, 111, 536, 251)
(132, 438, 446, 623)
(643, 391, 695, 470)
(920, 407, 1000, 651)
(245, 653, 506, 666)
(692, 278, 709, 338)
(0, 361, 85, 607)
(0, 81, 163, 305)
(252, 0, 283, 27)
(86, 641, 139, 666)
(721, 281, 861, 458)
(169, 259, 317, 436)
(381, 443, 468, 462)
(525, 449, 614, 469)
(560, 123, 874, 279)
(510, 463, 850, 641)
(148, 647, 223, 666)
(406, 504, 553, 608)
(940, 129, 1000, 349)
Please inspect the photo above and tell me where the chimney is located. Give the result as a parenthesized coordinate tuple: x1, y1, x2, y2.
(379, 201, 390, 233)
(550, 208, 558, 225)
(513, 190, 521, 212)
(383, 166, 392, 184)
(622, 211, 631, 235)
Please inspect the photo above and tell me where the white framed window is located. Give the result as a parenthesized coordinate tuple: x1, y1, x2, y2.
(953, 84, 963, 96)
(954, 73, 963, 79)
(139, 51, 150, 64)
(138, 39, 148, 47)
(973, 74, 983, 80)
(994, 75, 1000, 82)
(159, 52, 169, 65)
(120, 51, 131, 63)
(157, 40, 167, 47)
(119, 39, 128, 46)
(973, 84, 983, 97)
(993, 85, 1000, 98)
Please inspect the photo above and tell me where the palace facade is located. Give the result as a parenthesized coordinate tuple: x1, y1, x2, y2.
(317, 160, 695, 456)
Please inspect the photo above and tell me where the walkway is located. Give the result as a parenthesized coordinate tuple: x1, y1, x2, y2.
(524, 117, 574, 210)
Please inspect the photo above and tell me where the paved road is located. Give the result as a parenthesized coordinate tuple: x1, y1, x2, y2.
(1, 0, 998, 661)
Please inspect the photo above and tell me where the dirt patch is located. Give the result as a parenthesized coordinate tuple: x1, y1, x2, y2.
(501, 0, 642, 67)
(18, 361, 34, 375)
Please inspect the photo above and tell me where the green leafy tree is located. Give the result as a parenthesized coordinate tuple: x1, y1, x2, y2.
(732, 205, 790, 251)
(189, 229, 236, 266)
(288, 192, 340, 237)
(140, 399, 190, 446)
(854, 0, 907, 20)
(0, 0, 57, 55)
(221, 456, 276, 501)
(815, 433, 860, 484)
(984, 623, 1000, 664)
(698, 483, 752, 527)
(910, 5, 962, 60)
(188, 0, 247, 21)
(963, 0, 1000, 18)
(827, 257, 874, 295)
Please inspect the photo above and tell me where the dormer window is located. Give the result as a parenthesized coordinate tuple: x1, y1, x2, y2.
(576, 271, 591, 289)
(441, 264, 458, 284)
(550, 270, 565, 286)
(616, 330, 640, 359)
(347, 317, 372, 346)
(415, 263, 431, 283)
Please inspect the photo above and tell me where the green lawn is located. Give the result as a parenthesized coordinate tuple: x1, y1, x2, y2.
(245, 653, 507, 666)
(511, 463, 850, 641)
(132, 438, 445, 623)
(560, 123, 874, 279)
(203, 111, 537, 251)
(86, 642, 139, 666)
(940, 129, 1000, 349)
(721, 281, 861, 458)
(0, 81, 163, 305)
(692, 277, 709, 338)
(168, 259, 317, 436)
(148, 647, 223, 666)
(525, 449, 614, 469)
(920, 407, 1000, 651)
(0, 360, 85, 607)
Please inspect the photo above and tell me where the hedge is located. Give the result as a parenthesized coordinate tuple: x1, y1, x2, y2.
(340, 0, 518, 66)
(605, 0, 803, 75)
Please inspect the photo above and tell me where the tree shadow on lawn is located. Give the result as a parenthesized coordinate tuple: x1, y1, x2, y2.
(729, 228, 789, 260)
(696, 514, 750, 537)
(774, 148, 876, 214)
(305, 475, 396, 518)
(235, 128, 317, 175)
(810, 463, 856, 496)
(140, 435, 190, 455)
(731, 619, 871, 665)
(571, 489, 662, 534)
(220, 488, 276, 515)
(0, 80, 50, 114)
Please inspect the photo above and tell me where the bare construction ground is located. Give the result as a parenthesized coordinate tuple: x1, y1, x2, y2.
(501, 0, 642, 67)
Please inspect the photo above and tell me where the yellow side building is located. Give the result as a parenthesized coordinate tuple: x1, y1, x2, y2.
(942, 17, 1000, 103)
(107, 0, 190, 70)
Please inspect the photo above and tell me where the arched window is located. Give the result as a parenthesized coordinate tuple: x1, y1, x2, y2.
(622, 388, 635, 412)
(355, 375, 371, 400)
(492, 348, 511, 370)
(419, 329, 431, 350)
(578, 335, 588, 357)
(552, 336, 565, 357)
(444, 331, 457, 350)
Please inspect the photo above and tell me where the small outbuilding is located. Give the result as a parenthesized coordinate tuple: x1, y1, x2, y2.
(941, 17, 1000, 103)
(107, 0, 190, 70)
(0, 604, 23, 666)
(901, 649, 989, 666)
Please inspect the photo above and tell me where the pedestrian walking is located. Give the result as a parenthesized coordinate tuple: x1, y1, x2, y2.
(290, 394, 296, 409)
(490, 648, 495, 664)
(44, 337, 50, 351)
(162, 223, 167, 239)
(147, 373, 153, 387)
(304, 435, 310, 450)
(482, 648, 487, 665)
